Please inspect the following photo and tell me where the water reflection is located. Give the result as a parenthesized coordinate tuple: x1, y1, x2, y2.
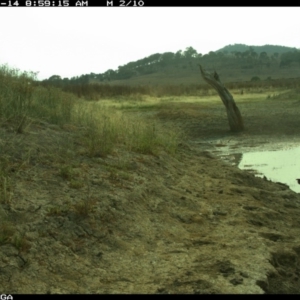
(238, 146, 300, 193)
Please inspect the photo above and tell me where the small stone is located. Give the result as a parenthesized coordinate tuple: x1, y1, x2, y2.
(230, 277, 243, 285)
(240, 271, 249, 278)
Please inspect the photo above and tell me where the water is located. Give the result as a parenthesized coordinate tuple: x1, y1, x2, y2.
(208, 139, 300, 193)
(193, 136, 300, 193)
(238, 146, 300, 193)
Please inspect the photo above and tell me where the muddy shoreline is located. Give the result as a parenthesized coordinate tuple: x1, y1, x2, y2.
(179, 95, 300, 192)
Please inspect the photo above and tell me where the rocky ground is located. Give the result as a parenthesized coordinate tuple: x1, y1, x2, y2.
(1, 94, 300, 293)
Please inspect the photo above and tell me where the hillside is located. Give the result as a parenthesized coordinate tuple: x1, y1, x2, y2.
(43, 44, 300, 88)
(216, 44, 298, 55)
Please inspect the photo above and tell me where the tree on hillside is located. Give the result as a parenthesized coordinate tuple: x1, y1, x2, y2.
(103, 69, 115, 81)
(48, 75, 62, 81)
(198, 65, 244, 132)
(147, 53, 161, 64)
(45, 75, 62, 87)
(183, 47, 198, 58)
(174, 50, 183, 60)
(250, 51, 258, 60)
(160, 52, 175, 63)
(259, 52, 269, 64)
(234, 51, 242, 59)
(280, 51, 300, 67)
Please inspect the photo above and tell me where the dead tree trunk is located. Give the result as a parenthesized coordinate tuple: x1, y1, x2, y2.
(199, 65, 244, 132)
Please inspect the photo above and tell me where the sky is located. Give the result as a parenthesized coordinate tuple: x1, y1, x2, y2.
(0, 7, 299, 80)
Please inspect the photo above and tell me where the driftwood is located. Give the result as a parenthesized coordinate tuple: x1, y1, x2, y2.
(199, 65, 244, 132)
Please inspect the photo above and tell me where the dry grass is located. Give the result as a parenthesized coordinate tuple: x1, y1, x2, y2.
(0, 65, 181, 159)
(71, 101, 180, 156)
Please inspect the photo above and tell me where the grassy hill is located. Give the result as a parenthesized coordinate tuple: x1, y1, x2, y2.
(41, 44, 300, 99)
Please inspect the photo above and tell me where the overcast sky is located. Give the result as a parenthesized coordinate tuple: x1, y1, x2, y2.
(0, 7, 299, 80)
